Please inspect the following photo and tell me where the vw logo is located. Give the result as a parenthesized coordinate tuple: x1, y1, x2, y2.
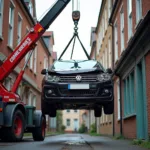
(76, 75, 82, 81)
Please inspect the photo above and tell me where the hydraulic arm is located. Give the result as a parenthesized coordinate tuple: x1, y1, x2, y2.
(0, 0, 70, 102)
(0, 0, 70, 83)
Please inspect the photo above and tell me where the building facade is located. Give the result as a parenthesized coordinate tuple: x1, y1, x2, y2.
(0, 0, 53, 129)
(62, 109, 80, 133)
(95, 0, 113, 136)
(109, 0, 150, 139)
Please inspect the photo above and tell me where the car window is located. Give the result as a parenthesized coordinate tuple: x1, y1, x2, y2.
(51, 60, 105, 71)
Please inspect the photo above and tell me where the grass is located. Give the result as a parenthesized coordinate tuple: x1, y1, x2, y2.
(132, 139, 150, 149)
(113, 134, 125, 140)
(89, 132, 101, 136)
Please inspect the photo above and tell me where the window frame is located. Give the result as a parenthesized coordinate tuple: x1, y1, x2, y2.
(33, 47, 37, 73)
(117, 79, 120, 120)
(127, 0, 133, 40)
(66, 119, 70, 126)
(0, 0, 4, 37)
(120, 7, 124, 52)
(17, 13, 22, 45)
(8, 1, 15, 48)
(136, 0, 142, 24)
(114, 21, 118, 62)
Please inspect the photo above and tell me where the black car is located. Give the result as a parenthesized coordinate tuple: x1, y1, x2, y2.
(41, 60, 114, 117)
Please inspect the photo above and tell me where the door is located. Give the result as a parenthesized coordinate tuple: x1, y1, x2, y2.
(136, 60, 148, 139)
(74, 119, 79, 132)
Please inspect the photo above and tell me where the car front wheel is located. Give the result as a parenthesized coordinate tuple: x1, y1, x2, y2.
(103, 101, 114, 115)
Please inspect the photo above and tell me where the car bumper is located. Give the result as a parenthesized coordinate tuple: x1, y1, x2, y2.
(42, 81, 113, 104)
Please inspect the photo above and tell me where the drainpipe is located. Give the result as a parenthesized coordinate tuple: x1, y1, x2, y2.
(119, 75, 123, 136)
(109, 22, 115, 137)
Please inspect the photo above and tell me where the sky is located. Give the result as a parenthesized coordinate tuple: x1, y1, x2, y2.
(35, 0, 102, 60)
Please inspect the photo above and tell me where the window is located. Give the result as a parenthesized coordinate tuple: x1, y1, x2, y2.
(105, 47, 107, 68)
(102, 17, 105, 37)
(120, 7, 124, 52)
(30, 51, 33, 69)
(114, 23, 118, 61)
(66, 119, 70, 126)
(124, 72, 135, 117)
(136, 0, 142, 24)
(127, 0, 132, 39)
(8, 2, 15, 47)
(32, 95, 36, 107)
(17, 14, 22, 44)
(108, 37, 111, 68)
(0, 0, 4, 36)
(25, 27, 30, 63)
(74, 110, 78, 112)
(3, 77, 11, 91)
(102, 52, 104, 68)
(104, 8, 107, 31)
(33, 47, 37, 73)
(44, 56, 48, 69)
(66, 109, 70, 112)
(17, 85, 21, 95)
(108, 0, 112, 18)
(28, 2, 33, 16)
(28, 92, 32, 106)
(117, 80, 120, 120)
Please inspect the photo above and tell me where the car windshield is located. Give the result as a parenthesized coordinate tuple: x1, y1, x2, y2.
(51, 60, 105, 71)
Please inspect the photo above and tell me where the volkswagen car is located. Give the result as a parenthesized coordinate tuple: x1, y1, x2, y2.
(41, 60, 114, 117)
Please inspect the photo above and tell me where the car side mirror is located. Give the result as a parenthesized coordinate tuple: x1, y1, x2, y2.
(106, 68, 113, 74)
(41, 69, 47, 75)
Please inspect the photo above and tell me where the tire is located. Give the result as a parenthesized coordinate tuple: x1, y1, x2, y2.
(49, 109, 56, 117)
(1, 110, 25, 142)
(41, 98, 49, 115)
(32, 116, 46, 141)
(94, 107, 102, 117)
(103, 102, 114, 115)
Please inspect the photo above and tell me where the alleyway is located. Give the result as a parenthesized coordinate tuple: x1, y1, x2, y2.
(0, 134, 149, 150)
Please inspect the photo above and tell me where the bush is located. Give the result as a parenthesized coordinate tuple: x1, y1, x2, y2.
(90, 123, 96, 133)
(78, 123, 87, 133)
(61, 125, 66, 132)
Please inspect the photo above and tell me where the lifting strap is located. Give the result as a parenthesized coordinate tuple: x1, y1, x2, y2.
(58, 21, 90, 60)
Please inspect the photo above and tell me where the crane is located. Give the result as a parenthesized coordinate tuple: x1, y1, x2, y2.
(0, 0, 71, 142)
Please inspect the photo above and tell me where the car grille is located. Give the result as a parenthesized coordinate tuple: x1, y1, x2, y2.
(59, 74, 97, 83)
(59, 89, 98, 97)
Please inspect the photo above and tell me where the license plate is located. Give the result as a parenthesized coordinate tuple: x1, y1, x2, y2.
(68, 84, 89, 89)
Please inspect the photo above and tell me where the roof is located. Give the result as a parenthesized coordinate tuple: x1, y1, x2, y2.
(95, 0, 105, 33)
(43, 31, 55, 45)
(43, 31, 53, 37)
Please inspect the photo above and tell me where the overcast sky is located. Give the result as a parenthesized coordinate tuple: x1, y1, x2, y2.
(35, 0, 102, 60)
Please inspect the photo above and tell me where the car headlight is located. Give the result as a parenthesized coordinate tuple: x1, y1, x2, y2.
(97, 73, 111, 82)
(47, 75, 60, 82)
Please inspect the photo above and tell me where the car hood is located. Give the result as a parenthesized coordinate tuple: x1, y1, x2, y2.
(48, 68, 104, 75)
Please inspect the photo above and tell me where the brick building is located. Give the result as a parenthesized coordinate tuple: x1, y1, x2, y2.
(95, 0, 113, 136)
(109, 0, 150, 139)
(0, 0, 53, 117)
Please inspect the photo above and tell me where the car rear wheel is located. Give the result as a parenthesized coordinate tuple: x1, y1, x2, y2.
(94, 107, 102, 117)
(103, 102, 114, 115)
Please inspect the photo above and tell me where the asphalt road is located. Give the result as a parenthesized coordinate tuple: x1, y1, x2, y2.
(0, 134, 149, 150)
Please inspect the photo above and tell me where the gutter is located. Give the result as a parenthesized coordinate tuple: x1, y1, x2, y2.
(109, 0, 119, 24)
